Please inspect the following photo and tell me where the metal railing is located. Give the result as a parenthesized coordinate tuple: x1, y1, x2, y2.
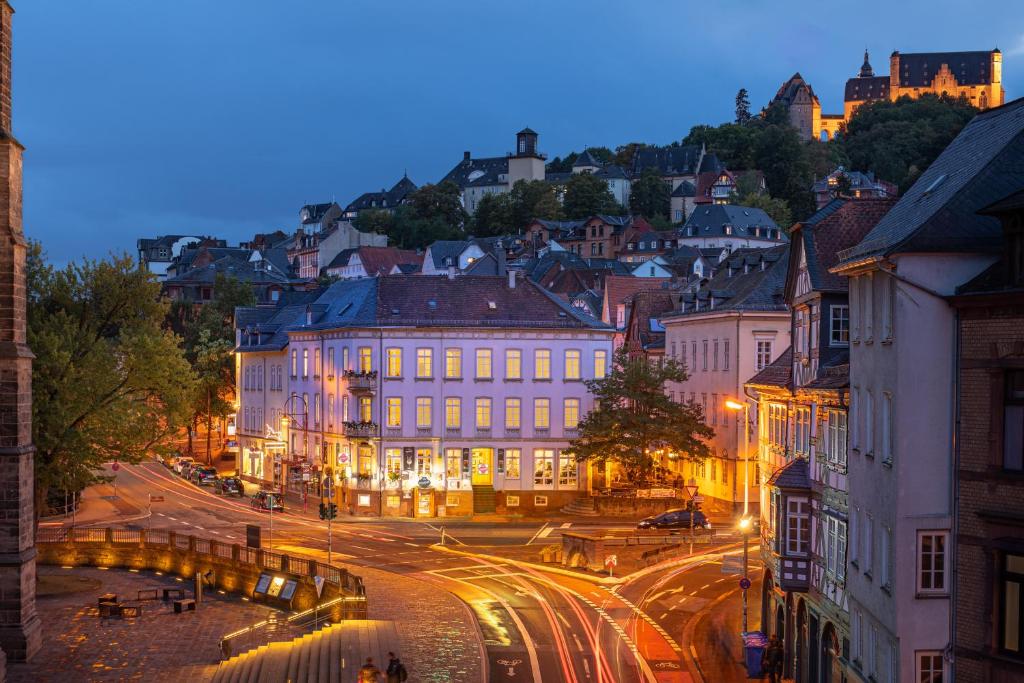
(219, 594, 352, 660)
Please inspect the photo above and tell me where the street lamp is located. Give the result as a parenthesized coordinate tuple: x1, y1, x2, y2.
(726, 399, 752, 634)
(738, 515, 752, 633)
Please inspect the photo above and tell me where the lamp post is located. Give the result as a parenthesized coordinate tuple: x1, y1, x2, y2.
(726, 399, 752, 634)
(739, 516, 752, 633)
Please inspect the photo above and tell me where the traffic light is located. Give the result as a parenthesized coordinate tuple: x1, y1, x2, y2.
(328, 503, 338, 520)
(318, 502, 326, 520)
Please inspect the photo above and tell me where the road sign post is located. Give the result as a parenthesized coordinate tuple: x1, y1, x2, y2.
(605, 554, 618, 578)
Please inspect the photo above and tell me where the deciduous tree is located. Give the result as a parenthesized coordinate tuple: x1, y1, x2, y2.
(563, 172, 624, 218)
(628, 169, 670, 221)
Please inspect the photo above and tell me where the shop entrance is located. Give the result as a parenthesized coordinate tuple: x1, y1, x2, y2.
(471, 448, 493, 485)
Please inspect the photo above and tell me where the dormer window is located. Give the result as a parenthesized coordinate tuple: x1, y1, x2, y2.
(724, 225, 733, 236)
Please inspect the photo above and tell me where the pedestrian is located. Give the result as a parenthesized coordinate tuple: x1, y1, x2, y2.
(386, 651, 408, 682)
(761, 634, 784, 683)
(358, 656, 382, 682)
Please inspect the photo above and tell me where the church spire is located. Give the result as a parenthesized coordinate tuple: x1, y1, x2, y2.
(859, 49, 874, 78)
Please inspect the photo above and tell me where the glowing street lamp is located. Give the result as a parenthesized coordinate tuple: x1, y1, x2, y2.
(727, 399, 752, 634)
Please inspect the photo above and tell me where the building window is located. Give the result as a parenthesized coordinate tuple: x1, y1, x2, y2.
(534, 349, 551, 380)
(1004, 371, 1024, 471)
(358, 396, 372, 423)
(565, 350, 581, 379)
(863, 273, 874, 342)
(534, 398, 550, 430)
(313, 348, 321, 379)
(786, 498, 809, 555)
(386, 448, 402, 476)
(416, 397, 432, 429)
(756, 340, 772, 371)
(386, 347, 402, 378)
(864, 514, 874, 575)
(326, 347, 335, 377)
(358, 347, 372, 373)
(723, 339, 730, 370)
(711, 394, 718, 426)
(445, 348, 462, 379)
(416, 448, 432, 477)
(564, 399, 580, 429)
(702, 340, 708, 370)
(534, 449, 554, 487)
(864, 389, 875, 455)
(386, 397, 401, 428)
(445, 448, 461, 479)
(302, 349, 309, 378)
(1001, 552, 1024, 655)
(558, 453, 578, 487)
(916, 651, 944, 683)
(691, 341, 697, 370)
(416, 348, 433, 378)
(918, 531, 948, 594)
(327, 393, 334, 429)
(881, 526, 892, 589)
(713, 340, 719, 370)
(476, 348, 492, 380)
(445, 398, 461, 429)
(830, 305, 850, 346)
(505, 449, 521, 479)
(824, 409, 848, 467)
(357, 445, 373, 476)
(852, 610, 862, 663)
(506, 349, 522, 380)
(881, 276, 894, 341)
(476, 398, 492, 430)
(882, 392, 893, 463)
(825, 516, 847, 582)
(795, 406, 811, 455)
(594, 350, 607, 379)
(504, 398, 522, 430)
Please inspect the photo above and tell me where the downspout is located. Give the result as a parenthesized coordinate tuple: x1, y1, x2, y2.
(948, 308, 962, 678)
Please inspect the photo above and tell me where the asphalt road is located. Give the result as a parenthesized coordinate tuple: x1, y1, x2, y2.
(65, 461, 748, 682)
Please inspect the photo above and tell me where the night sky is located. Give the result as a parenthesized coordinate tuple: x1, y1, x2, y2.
(16, 1, 1024, 264)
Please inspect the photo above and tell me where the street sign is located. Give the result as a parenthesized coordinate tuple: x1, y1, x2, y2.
(722, 555, 744, 574)
(149, 495, 164, 503)
(314, 575, 325, 599)
(605, 554, 618, 567)
(684, 484, 698, 499)
(693, 495, 705, 504)
(739, 577, 752, 590)
(111, 462, 120, 472)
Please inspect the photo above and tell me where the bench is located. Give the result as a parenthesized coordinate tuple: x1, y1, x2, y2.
(98, 593, 117, 608)
(137, 589, 159, 601)
(119, 604, 142, 618)
(173, 599, 196, 614)
(162, 587, 185, 601)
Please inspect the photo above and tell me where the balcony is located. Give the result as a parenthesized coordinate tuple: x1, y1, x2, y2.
(344, 370, 377, 393)
(342, 421, 378, 438)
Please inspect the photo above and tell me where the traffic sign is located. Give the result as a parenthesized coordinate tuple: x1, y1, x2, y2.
(314, 575, 325, 598)
(605, 554, 618, 567)
(693, 495, 705, 504)
(739, 577, 752, 590)
(111, 462, 120, 472)
(684, 484, 698, 499)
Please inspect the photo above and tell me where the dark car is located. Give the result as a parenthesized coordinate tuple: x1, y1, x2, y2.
(216, 476, 245, 497)
(637, 509, 711, 531)
(250, 491, 284, 513)
(190, 466, 218, 486)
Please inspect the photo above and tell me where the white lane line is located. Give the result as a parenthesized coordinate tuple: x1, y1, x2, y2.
(660, 612, 668, 619)
(572, 634, 584, 652)
(555, 611, 571, 629)
(700, 584, 710, 590)
(168, 517, 177, 521)
(350, 545, 375, 553)
(560, 522, 572, 529)
(157, 513, 166, 517)
(715, 577, 727, 583)
(525, 524, 548, 546)
(194, 526, 204, 530)
(582, 659, 591, 678)
(689, 590, 698, 596)
(405, 542, 419, 547)
(208, 530, 219, 535)
(225, 535, 236, 539)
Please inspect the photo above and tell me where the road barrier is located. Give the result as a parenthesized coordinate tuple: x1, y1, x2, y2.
(36, 527, 367, 618)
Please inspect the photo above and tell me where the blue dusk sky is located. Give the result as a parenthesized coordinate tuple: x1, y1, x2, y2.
(15, 1, 1024, 264)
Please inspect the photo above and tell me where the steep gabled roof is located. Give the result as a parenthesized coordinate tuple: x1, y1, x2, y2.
(441, 155, 508, 188)
(767, 456, 810, 490)
(745, 346, 793, 390)
(667, 245, 790, 317)
(682, 204, 784, 241)
(895, 50, 996, 88)
(573, 149, 604, 168)
(355, 247, 421, 277)
(631, 145, 702, 178)
(425, 240, 470, 269)
(672, 180, 697, 198)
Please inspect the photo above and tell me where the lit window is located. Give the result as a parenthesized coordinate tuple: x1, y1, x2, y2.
(327, 348, 335, 377)
(534, 449, 554, 487)
(416, 448, 432, 476)
(505, 449, 521, 479)
(786, 498, 810, 555)
(416, 348, 433, 378)
(565, 350, 581, 380)
(358, 347, 372, 373)
(476, 398, 492, 430)
(558, 453, 578, 487)
(314, 393, 321, 426)
(445, 448, 461, 479)
(327, 394, 334, 429)
(445, 397, 461, 429)
(302, 349, 309, 378)
(385, 448, 402, 477)
(756, 340, 772, 371)
(1000, 552, 1024, 655)
(505, 398, 521, 430)
(918, 531, 948, 594)
(534, 398, 550, 429)
(916, 652, 944, 683)
(386, 347, 402, 378)
(386, 397, 401, 428)
(445, 348, 462, 379)
(505, 349, 522, 380)
(535, 349, 551, 379)
(416, 397, 431, 429)
(359, 396, 372, 423)
(314, 348, 322, 378)
(594, 350, 608, 379)
(476, 348, 492, 379)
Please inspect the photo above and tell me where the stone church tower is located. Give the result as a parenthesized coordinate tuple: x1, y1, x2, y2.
(0, 0, 42, 663)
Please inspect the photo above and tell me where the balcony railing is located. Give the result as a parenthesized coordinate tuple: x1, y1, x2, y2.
(342, 421, 378, 438)
(344, 371, 377, 392)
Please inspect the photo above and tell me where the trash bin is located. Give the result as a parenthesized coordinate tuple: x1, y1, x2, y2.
(742, 631, 768, 678)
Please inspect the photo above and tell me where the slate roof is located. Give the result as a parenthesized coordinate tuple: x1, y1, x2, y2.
(767, 456, 810, 490)
(301, 203, 336, 225)
(811, 168, 895, 196)
(573, 150, 603, 168)
(425, 240, 470, 269)
(345, 175, 418, 213)
(626, 289, 675, 350)
(698, 153, 723, 174)
(631, 145, 702, 178)
(894, 50, 996, 88)
(441, 155, 508, 188)
(667, 245, 790, 316)
(956, 188, 1024, 295)
(745, 346, 793, 390)
(682, 204, 784, 241)
(836, 97, 1024, 267)
(672, 180, 696, 198)
(803, 360, 850, 391)
(844, 75, 890, 102)
(773, 73, 819, 106)
(164, 255, 297, 287)
(235, 287, 327, 352)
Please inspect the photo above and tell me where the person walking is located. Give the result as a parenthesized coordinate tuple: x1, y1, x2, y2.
(358, 657, 383, 682)
(386, 651, 408, 683)
(761, 635, 784, 683)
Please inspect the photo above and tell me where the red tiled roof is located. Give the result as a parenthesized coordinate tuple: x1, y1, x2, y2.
(800, 198, 897, 292)
(356, 247, 421, 277)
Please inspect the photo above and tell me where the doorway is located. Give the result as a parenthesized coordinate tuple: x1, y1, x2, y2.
(471, 448, 493, 485)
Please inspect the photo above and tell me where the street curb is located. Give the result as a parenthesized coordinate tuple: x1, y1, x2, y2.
(681, 585, 739, 683)
(429, 543, 626, 585)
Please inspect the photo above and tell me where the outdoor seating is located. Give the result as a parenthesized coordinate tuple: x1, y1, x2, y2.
(137, 588, 159, 601)
(173, 598, 196, 613)
(162, 587, 185, 601)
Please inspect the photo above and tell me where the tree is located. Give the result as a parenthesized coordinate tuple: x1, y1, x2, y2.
(754, 123, 816, 221)
(564, 350, 714, 485)
(683, 124, 759, 170)
(472, 192, 517, 237)
(563, 172, 623, 218)
(473, 180, 563, 236)
(628, 169, 670, 221)
(730, 191, 793, 232)
(352, 209, 395, 237)
(735, 88, 751, 124)
(407, 181, 469, 232)
(27, 243, 196, 513)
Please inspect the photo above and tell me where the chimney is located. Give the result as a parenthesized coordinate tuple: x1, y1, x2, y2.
(508, 269, 516, 289)
(305, 306, 313, 325)
(0, 3, 11, 136)
(447, 266, 456, 280)
(463, 151, 471, 163)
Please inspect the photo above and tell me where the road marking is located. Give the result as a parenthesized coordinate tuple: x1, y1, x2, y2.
(689, 590, 698, 596)
(194, 526, 204, 530)
(350, 545, 375, 553)
(583, 659, 591, 677)
(525, 524, 548, 545)
(556, 612, 571, 629)
(700, 584, 710, 590)
(225, 535, 236, 539)
(572, 634, 584, 652)
(208, 530, 219, 535)
(560, 522, 572, 529)
(157, 513, 166, 517)
(660, 612, 668, 619)
(405, 542, 419, 547)
(168, 517, 177, 521)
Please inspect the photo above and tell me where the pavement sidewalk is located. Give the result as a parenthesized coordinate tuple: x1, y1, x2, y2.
(40, 480, 151, 528)
(684, 575, 767, 683)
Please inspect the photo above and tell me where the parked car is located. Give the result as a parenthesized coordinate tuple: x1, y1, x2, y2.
(172, 457, 194, 474)
(637, 509, 711, 531)
(190, 466, 218, 486)
(179, 462, 196, 480)
(250, 491, 284, 513)
(216, 476, 245, 497)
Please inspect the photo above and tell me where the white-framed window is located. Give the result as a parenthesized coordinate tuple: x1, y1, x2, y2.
(786, 498, 810, 555)
(445, 397, 461, 429)
(918, 531, 948, 594)
(416, 448, 432, 476)
(535, 349, 551, 379)
(711, 394, 718, 426)
(386, 397, 401, 428)
(851, 610, 862, 663)
(445, 348, 462, 378)
(558, 453, 578, 487)
(385, 448, 402, 476)
(302, 349, 309, 378)
(533, 449, 554, 487)
(756, 340, 773, 371)
(863, 272, 874, 342)
(506, 495, 520, 507)
(534, 495, 548, 507)
(327, 347, 335, 377)
(702, 340, 708, 370)
(505, 349, 522, 380)
(327, 393, 334, 429)
(358, 346, 372, 373)
(723, 339, 730, 370)
(416, 397, 432, 429)
(416, 347, 433, 378)
(445, 448, 461, 479)
(564, 350, 581, 380)
(916, 651, 944, 683)
(534, 398, 550, 430)
(768, 403, 787, 449)
(564, 398, 580, 429)
(825, 516, 847, 582)
(505, 398, 521, 430)
(593, 349, 607, 379)
(476, 398, 492, 430)
(476, 348, 492, 379)
(691, 341, 697, 370)
(314, 348, 321, 378)
(881, 275, 894, 341)
(865, 389, 874, 455)
(864, 513, 874, 575)
(822, 409, 848, 467)
(385, 347, 402, 378)
(713, 339, 719, 370)
(313, 392, 321, 426)
(795, 406, 811, 455)
(341, 346, 349, 372)
(505, 449, 521, 480)
(881, 525, 892, 589)
(830, 305, 850, 346)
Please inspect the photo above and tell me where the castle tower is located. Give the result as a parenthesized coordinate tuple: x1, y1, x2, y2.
(0, 1, 42, 663)
(859, 49, 874, 77)
(992, 48, 1004, 106)
(508, 127, 545, 186)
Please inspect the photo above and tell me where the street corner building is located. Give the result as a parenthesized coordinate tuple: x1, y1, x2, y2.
(232, 271, 614, 518)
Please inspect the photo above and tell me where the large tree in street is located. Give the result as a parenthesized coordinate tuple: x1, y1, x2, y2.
(564, 351, 714, 484)
(628, 169, 671, 222)
(563, 171, 624, 218)
(27, 243, 196, 513)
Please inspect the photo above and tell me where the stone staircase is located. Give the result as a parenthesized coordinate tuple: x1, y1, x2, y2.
(212, 620, 399, 683)
(472, 485, 496, 514)
(561, 496, 599, 516)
